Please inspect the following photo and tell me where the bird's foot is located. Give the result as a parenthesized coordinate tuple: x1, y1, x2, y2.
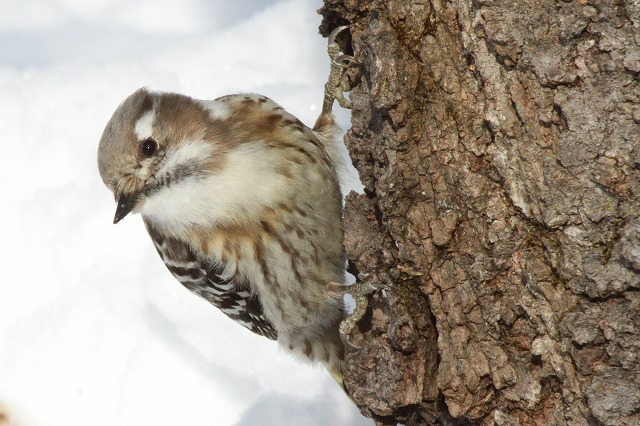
(322, 25, 357, 114)
(327, 277, 390, 349)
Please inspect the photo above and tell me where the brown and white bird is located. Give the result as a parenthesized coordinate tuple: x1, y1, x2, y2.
(98, 87, 348, 381)
(96, 28, 358, 386)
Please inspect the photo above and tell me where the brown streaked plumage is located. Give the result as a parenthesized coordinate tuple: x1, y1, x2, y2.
(98, 87, 348, 385)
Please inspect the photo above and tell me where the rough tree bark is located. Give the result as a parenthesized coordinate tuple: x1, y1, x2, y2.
(318, 1, 640, 425)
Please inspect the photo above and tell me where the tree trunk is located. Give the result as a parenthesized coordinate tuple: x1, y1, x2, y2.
(319, 1, 640, 425)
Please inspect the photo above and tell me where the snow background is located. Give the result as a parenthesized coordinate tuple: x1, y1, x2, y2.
(0, 0, 370, 424)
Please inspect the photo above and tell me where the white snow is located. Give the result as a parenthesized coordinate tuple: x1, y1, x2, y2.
(0, 0, 368, 425)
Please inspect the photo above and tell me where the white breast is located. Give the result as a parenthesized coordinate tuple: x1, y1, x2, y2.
(140, 140, 293, 237)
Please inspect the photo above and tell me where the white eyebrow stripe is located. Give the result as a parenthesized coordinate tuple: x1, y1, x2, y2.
(134, 108, 156, 140)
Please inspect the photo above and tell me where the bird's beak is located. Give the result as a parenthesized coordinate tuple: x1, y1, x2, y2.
(113, 192, 139, 224)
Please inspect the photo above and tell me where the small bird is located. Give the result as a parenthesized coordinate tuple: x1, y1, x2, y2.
(98, 28, 356, 385)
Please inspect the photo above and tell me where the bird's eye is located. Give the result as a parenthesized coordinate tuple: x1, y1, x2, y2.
(141, 138, 157, 157)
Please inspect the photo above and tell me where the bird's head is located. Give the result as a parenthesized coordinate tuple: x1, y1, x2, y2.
(97, 88, 226, 225)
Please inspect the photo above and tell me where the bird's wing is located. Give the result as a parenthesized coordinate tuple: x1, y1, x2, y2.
(143, 219, 278, 340)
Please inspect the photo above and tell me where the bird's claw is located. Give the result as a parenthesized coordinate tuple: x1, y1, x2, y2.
(335, 54, 356, 65)
(328, 25, 349, 45)
(322, 25, 356, 114)
(328, 279, 389, 350)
